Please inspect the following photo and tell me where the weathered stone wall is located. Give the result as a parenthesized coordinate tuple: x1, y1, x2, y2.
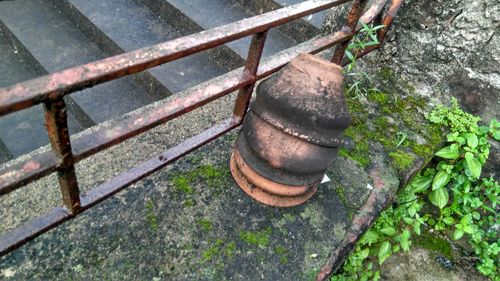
(324, 0, 500, 180)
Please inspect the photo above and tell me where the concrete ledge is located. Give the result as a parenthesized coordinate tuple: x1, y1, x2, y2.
(0, 58, 443, 280)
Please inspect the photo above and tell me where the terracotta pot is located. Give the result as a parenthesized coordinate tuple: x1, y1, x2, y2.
(230, 53, 351, 207)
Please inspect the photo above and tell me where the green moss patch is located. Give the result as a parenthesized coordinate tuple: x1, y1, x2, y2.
(145, 199, 158, 232)
(274, 246, 288, 265)
(173, 176, 195, 195)
(389, 150, 416, 171)
(197, 218, 213, 232)
(171, 164, 230, 206)
(239, 227, 272, 248)
(340, 66, 443, 174)
(413, 233, 453, 260)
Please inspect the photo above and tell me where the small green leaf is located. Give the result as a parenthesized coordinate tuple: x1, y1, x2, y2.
(453, 229, 464, 240)
(435, 145, 459, 159)
(403, 217, 413, 224)
(399, 230, 411, 252)
(413, 222, 421, 235)
(472, 211, 480, 220)
(362, 230, 379, 245)
(400, 239, 410, 252)
(412, 176, 432, 193)
(359, 248, 370, 260)
(465, 151, 474, 161)
(443, 217, 455, 225)
(378, 241, 391, 265)
(463, 225, 475, 234)
(465, 153, 482, 179)
(408, 206, 416, 217)
(380, 227, 397, 236)
(429, 188, 449, 209)
(345, 50, 354, 61)
(432, 170, 451, 190)
(467, 134, 478, 149)
(493, 131, 500, 141)
(463, 181, 471, 193)
(392, 245, 400, 253)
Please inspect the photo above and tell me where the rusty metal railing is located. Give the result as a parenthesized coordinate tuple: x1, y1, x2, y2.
(0, 0, 402, 256)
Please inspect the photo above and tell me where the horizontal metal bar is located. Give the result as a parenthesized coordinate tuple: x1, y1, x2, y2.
(72, 72, 249, 162)
(0, 117, 240, 256)
(0, 29, 353, 196)
(0, 153, 58, 196)
(0, 207, 72, 256)
(80, 117, 240, 209)
(0, 0, 352, 116)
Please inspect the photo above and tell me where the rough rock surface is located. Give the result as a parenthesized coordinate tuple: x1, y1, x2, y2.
(324, 0, 500, 180)
(381, 247, 488, 281)
(323, 0, 499, 280)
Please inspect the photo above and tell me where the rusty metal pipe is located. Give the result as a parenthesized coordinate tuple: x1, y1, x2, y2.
(230, 54, 351, 207)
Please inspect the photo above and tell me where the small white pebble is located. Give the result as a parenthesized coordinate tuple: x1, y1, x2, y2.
(310, 253, 318, 259)
(367, 183, 373, 190)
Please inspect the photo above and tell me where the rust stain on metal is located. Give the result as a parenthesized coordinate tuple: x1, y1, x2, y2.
(23, 161, 41, 171)
(230, 53, 351, 207)
(44, 99, 81, 214)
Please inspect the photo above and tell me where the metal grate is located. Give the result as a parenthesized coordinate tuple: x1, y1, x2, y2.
(0, 0, 402, 255)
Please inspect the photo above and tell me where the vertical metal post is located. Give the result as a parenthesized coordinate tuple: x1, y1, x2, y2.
(331, 0, 368, 64)
(44, 98, 80, 214)
(233, 31, 268, 120)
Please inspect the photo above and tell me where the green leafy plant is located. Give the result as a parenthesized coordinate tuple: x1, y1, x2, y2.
(345, 21, 385, 74)
(332, 98, 500, 280)
(344, 21, 385, 99)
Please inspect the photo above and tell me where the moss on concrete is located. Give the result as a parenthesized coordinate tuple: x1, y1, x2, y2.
(340, 66, 443, 175)
(334, 185, 347, 206)
(300, 205, 327, 230)
(389, 150, 416, 172)
(202, 239, 225, 263)
(171, 164, 229, 207)
(275, 213, 297, 236)
(239, 227, 272, 248)
(274, 246, 289, 265)
(367, 90, 389, 105)
(145, 199, 158, 232)
(413, 233, 453, 260)
(197, 218, 213, 232)
(173, 176, 195, 195)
